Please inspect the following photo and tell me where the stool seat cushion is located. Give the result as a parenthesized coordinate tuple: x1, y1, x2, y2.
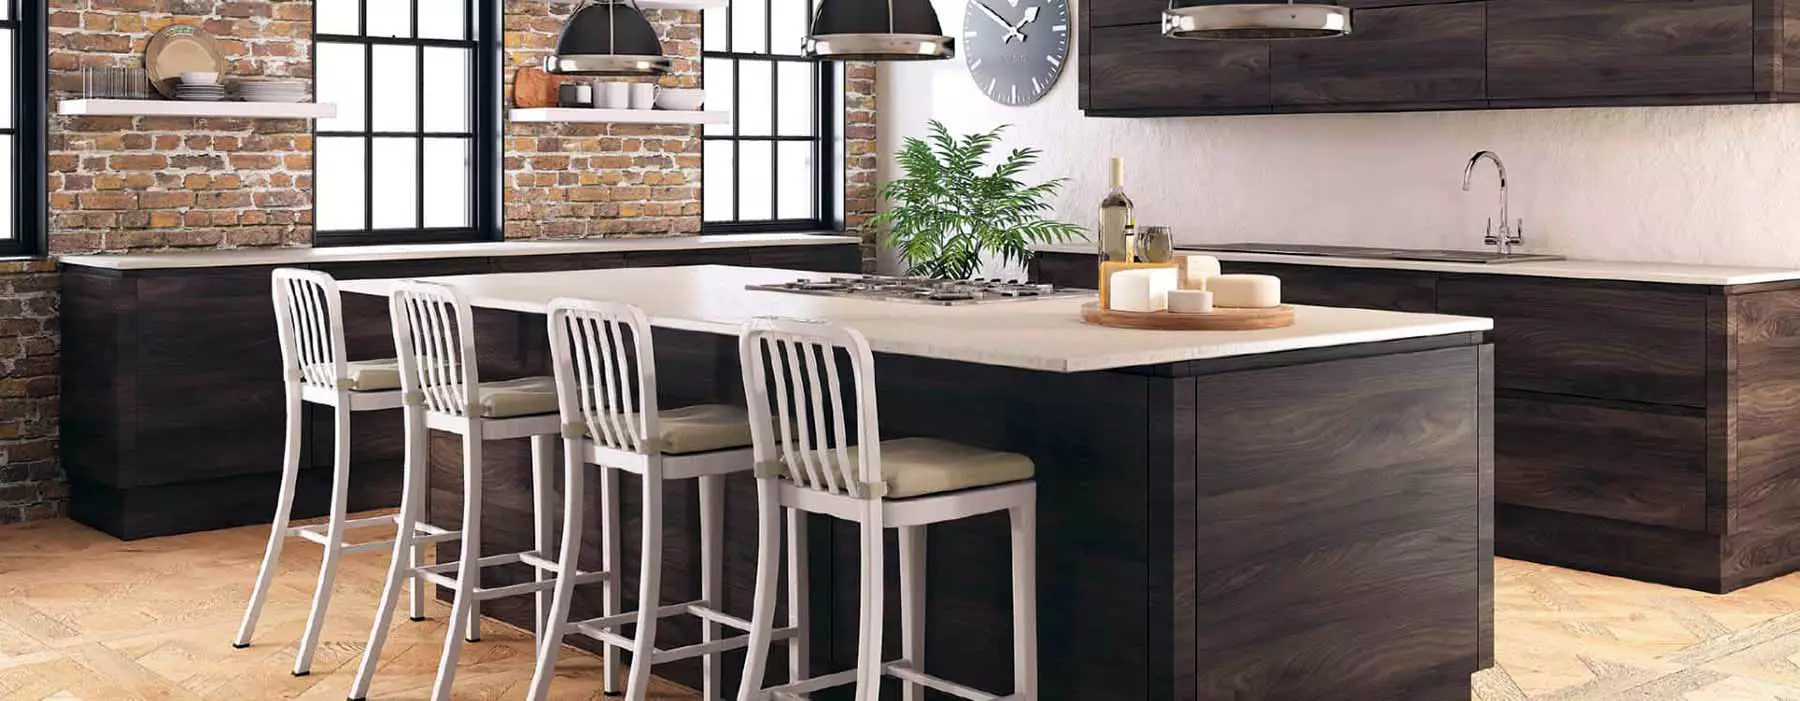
(343, 359, 402, 392)
(792, 437, 1034, 499)
(478, 377, 559, 418)
(581, 404, 757, 455)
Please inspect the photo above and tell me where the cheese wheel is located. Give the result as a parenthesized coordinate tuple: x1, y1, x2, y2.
(1168, 289, 1215, 314)
(1108, 268, 1180, 313)
(1208, 274, 1281, 308)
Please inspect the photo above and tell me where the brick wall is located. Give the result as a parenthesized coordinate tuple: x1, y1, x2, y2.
(0, 261, 62, 524)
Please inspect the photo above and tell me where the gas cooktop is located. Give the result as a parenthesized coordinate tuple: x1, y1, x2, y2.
(746, 275, 1094, 306)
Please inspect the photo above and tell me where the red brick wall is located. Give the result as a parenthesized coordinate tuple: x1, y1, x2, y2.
(0, 261, 61, 524)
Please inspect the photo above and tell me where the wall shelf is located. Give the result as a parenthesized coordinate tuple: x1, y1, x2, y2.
(638, 0, 729, 9)
(57, 99, 337, 120)
(509, 107, 729, 125)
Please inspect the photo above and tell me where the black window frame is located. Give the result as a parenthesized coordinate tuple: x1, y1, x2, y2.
(701, 0, 840, 235)
(313, 0, 502, 247)
(2, 0, 45, 257)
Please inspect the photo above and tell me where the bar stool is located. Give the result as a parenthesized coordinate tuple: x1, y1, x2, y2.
(735, 318, 1039, 701)
(527, 298, 801, 701)
(348, 281, 589, 701)
(234, 268, 420, 678)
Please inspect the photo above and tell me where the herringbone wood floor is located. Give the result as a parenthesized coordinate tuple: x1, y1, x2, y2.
(6, 515, 1800, 699)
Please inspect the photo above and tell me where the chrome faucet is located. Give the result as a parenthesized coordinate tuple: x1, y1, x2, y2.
(1462, 150, 1524, 256)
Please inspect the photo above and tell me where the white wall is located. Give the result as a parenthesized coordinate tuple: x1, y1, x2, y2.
(877, 0, 1800, 271)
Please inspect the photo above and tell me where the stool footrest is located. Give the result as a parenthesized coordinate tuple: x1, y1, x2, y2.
(410, 551, 609, 600)
(286, 519, 441, 554)
(883, 661, 1004, 701)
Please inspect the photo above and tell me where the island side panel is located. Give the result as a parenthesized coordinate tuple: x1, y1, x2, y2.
(1722, 287, 1800, 590)
(1188, 346, 1485, 700)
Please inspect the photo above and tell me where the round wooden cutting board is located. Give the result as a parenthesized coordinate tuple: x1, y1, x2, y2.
(145, 25, 228, 99)
(1080, 302, 1296, 331)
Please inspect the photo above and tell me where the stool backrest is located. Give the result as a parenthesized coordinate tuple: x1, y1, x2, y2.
(271, 268, 348, 392)
(389, 281, 480, 417)
(739, 317, 882, 499)
(546, 298, 659, 454)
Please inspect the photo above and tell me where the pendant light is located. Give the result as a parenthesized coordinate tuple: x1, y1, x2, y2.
(804, 0, 955, 61)
(545, 0, 673, 76)
(1163, 1, 1352, 40)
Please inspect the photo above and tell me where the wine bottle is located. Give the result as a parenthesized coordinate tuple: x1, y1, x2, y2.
(1098, 157, 1136, 263)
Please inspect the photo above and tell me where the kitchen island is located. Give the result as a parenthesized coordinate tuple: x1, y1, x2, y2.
(342, 265, 1495, 700)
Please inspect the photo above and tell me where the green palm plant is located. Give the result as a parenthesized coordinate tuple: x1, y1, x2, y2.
(873, 121, 1085, 280)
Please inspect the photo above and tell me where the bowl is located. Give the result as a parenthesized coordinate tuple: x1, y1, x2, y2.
(655, 88, 706, 111)
(180, 71, 220, 86)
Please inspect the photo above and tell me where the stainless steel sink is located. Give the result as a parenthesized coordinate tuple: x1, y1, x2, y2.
(1189, 243, 1564, 265)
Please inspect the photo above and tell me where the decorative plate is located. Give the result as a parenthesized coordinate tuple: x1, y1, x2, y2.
(145, 25, 228, 99)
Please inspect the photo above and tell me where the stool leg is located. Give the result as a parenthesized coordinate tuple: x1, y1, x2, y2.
(532, 434, 556, 641)
(526, 440, 587, 701)
(601, 463, 623, 696)
(232, 389, 303, 650)
(898, 525, 927, 701)
(407, 439, 427, 623)
(348, 408, 428, 701)
(292, 403, 354, 676)
(785, 508, 809, 687)
(1010, 496, 1038, 701)
(855, 512, 887, 701)
(623, 460, 665, 700)
(431, 431, 484, 700)
(736, 479, 784, 701)
(700, 475, 724, 701)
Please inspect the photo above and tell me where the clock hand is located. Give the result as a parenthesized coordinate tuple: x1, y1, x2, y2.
(1008, 6, 1040, 41)
(974, 2, 1025, 43)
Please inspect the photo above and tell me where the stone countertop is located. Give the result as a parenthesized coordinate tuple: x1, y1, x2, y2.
(57, 233, 861, 271)
(338, 265, 1494, 373)
(1033, 242, 1800, 287)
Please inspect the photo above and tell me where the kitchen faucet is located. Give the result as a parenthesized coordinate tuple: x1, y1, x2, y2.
(1462, 150, 1524, 256)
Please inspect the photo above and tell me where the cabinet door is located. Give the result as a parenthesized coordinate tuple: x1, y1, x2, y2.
(1222, 262, 1439, 313)
(747, 245, 862, 273)
(1088, 0, 1165, 28)
(1029, 251, 1098, 289)
(1272, 2, 1486, 109)
(1087, 23, 1270, 113)
(1487, 0, 1755, 101)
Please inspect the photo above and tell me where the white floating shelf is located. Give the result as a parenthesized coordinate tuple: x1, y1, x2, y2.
(639, 0, 729, 9)
(509, 107, 729, 125)
(58, 99, 337, 119)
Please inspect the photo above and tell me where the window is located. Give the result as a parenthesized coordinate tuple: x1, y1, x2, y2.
(314, 0, 499, 246)
(702, 0, 837, 233)
(0, 0, 43, 255)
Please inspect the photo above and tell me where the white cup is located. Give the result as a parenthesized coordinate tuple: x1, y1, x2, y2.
(630, 83, 657, 110)
(598, 81, 629, 109)
(180, 71, 220, 86)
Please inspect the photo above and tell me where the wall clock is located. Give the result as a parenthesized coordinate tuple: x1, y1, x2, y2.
(963, 0, 1070, 107)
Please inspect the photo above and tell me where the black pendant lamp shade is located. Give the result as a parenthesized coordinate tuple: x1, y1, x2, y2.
(804, 0, 955, 61)
(1163, 0, 1351, 40)
(545, 0, 673, 76)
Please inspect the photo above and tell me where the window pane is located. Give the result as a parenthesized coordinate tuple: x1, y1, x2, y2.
(738, 60, 772, 136)
(372, 138, 420, 229)
(367, 0, 412, 38)
(0, 138, 12, 240)
(771, 0, 808, 56)
(371, 45, 420, 132)
(776, 61, 812, 136)
(0, 32, 12, 130)
(704, 141, 734, 222)
(732, 0, 767, 53)
(739, 141, 773, 221)
(704, 5, 729, 52)
(317, 0, 358, 34)
(777, 141, 814, 220)
(703, 58, 734, 137)
(418, 0, 466, 40)
(422, 47, 470, 132)
(0, 0, 9, 20)
(316, 138, 367, 231)
(316, 43, 366, 131)
(423, 139, 471, 228)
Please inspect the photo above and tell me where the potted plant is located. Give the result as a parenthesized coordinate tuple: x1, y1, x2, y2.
(874, 121, 1085, 280)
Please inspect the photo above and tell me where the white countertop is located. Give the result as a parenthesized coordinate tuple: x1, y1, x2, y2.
(338, 265, 1493, 373)
(58, 233, 860, 271)
(1034, 243, 1800, 287)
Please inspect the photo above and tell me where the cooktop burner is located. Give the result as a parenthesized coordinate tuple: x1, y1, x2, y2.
(746, 275, 1095, 306)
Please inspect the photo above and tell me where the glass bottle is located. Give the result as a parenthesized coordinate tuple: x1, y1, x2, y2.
(1098, 157, 1135, 263)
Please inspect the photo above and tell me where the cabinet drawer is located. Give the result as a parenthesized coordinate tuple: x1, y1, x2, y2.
(1488, 0, 1755, 100)
(1437, 276, 1707, 407)
(1088, 24, 1270, 113)
(1223, 262, 1438, 313)
(1271, 2, 1485, 108)
(1495, 396, 1707, 532)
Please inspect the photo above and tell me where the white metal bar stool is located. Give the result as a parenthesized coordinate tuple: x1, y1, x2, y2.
(736, 318, 1039, 701)
(348, 280, 586, 701)
(527, 298, 802, 701)
(234, 268, 417, 678)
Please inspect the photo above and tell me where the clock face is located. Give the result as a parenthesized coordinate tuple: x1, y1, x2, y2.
(962, 0, 1070, 107)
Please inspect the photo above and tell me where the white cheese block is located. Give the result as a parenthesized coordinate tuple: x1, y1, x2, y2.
(1182, 255, 1222, 289)
(1167, 289, 1215, 314)
(1109, 268, 1180, 313)
(1208, 274, 1282, 308)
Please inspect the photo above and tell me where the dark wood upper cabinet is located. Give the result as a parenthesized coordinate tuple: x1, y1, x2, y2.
(1084, 0, 1796, 116)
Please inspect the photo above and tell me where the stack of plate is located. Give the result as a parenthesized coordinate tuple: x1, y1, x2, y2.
(175, 80, 228, 102)
(237, 80, 309, 104)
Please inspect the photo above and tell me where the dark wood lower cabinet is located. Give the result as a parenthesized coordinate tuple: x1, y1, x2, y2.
(1035, 248, 1800, 593)
(59, 243, 862, 540)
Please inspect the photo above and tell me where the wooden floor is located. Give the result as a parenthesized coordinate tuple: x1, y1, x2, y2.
(5, 516, 1800, 699)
